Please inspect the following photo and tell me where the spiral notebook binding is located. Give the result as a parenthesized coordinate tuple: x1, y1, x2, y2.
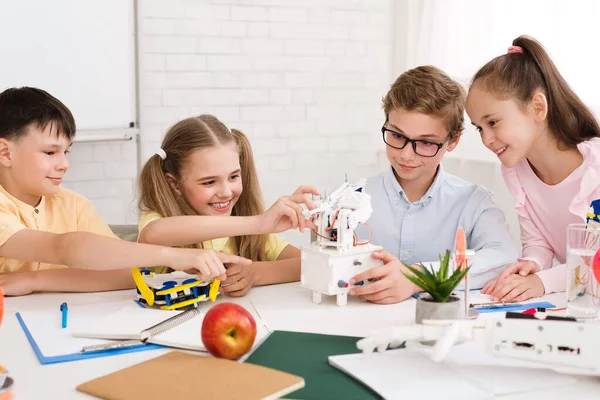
(141, 307, 202, 340)
(80, 307, 203, 354)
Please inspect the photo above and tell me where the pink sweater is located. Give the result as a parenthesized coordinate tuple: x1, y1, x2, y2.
(502, 138, 600, 294)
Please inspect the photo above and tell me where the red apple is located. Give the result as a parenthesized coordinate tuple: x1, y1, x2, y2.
(201, 302, 257, 360)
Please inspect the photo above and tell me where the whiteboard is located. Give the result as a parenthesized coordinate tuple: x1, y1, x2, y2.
(0, 0, 136, 131)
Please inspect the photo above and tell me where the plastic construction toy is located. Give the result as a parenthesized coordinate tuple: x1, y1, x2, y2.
(586, 199, 600, 226)
(132, 268, 220, 310)
(300, 179, 383, 306)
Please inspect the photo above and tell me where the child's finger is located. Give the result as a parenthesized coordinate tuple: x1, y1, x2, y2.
(208, 252, 226, 277)
(350, 278, 387, 296)
(225, 264, 242, 275)
(519, 261, 539, 276)
(280, 204, 299, 229)
(490, 277, 518, 301)
(194, 262, 212, 281)
(481, 279, 496, 294)
(283, 198, 305, 232)
(351, 265, 388, 285)
(499, 284, 526, 302)
(289, 192, 317, 210)
(221, 273, 242, 285)
(220, 277, 249, 293)
(216, 273, 227, 281)
(496, 263, 520, 283)
(512, 288, 535, 302)
(305, 219, 316, 230)
(371, 250, 397, 264)
(217, 252, 252, 265)
(293, 185, 320, 196)
(285, 198, 306, 232)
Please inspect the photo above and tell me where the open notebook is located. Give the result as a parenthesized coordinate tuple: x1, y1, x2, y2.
(72, 299, 270, 356)
(16, 302, 163, 364)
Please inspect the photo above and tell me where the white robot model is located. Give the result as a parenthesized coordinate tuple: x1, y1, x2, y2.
(356, 313, 600, 376)
(300, 179, 383, 306)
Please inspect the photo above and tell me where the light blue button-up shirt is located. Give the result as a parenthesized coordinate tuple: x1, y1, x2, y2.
(363, 166, 518, 289)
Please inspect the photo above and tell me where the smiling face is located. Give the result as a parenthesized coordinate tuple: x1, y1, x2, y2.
(466, 84, 542, 168)
(168, 142, 242, 216)
(384, 108, 459, 188)
(0, 123, 71, 205)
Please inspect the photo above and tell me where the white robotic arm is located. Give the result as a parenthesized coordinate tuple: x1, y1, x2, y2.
(300, 179, 383, 306)
(356, 313, 600, 375)
(357, 319, 487, 362)
(304, 180, 373, 251)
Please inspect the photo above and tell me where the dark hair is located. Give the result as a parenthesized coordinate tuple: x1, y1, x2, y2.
(0, 87, 76, 141)
(382, 65, 466, 139)
(471, 35, 600, 146)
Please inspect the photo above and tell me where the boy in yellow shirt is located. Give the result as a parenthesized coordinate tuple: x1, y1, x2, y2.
(0, 87, 251, 295)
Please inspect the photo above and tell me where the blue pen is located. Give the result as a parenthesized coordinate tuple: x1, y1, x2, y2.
(60, 302, 68, 328)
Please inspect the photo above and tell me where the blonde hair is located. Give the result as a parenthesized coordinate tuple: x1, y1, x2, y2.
(382, 65, 466, 139)
(138, 115, 268, 261)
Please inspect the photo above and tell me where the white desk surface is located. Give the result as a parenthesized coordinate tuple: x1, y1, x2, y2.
(1, 284, 599, 399)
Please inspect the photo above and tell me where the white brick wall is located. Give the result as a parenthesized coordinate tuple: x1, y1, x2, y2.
(62, 140, 139, 224)
(138, 0, 393, 214)
(67, 0, 394, 232)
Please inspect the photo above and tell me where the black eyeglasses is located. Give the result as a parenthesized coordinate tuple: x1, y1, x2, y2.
(381, 126, 451, 157)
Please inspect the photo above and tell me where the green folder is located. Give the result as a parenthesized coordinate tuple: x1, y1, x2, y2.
(245, 330, 382, 400)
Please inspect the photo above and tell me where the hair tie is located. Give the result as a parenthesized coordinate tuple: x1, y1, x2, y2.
(507, 45, 524, 54)
(155, 148, 167, 160)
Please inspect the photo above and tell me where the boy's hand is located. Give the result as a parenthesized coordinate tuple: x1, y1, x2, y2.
(259, 186, 319, 234)
(348, 250, 419, 304)
(489, 274, 545, 302)
(220, 263, 257, 297)
(0, 272, 36, 296)
(169, 249, 250, 282)
(481, 260, 540, 294)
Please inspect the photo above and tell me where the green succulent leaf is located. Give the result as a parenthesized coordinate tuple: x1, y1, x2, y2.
(405, 250, 469, 303)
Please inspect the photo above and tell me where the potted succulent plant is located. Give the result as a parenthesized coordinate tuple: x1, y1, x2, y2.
(403, 250, 469, 325)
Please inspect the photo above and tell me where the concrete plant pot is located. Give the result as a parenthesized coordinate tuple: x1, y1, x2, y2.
(415, 294, 463, 345)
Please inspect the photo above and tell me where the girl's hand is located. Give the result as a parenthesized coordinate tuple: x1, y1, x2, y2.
(168, 248, 250, 282)
(348, 250, 420, 304)
(0, 271, 36, 296)
(481, 260, 540, 294)
(488, 273, 545, 302)
(220, 262, 256, 297)
(260, 186, 320, 234)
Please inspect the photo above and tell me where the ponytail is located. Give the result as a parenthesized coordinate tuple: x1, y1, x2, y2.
(138, 153, 196, 219)
(229, 128, 269, 261)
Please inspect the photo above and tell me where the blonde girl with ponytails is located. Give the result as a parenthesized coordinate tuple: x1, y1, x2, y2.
(138, 115, 318, 297)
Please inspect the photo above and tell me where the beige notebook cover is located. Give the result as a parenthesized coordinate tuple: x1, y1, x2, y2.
(77, 351, 305, 400)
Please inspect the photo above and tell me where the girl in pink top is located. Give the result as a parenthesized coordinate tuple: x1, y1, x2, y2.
(465, 35, 600, 302)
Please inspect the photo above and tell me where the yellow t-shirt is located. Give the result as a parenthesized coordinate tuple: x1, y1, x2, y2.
(0, 185, 117, 273)
(138, 211, 289, 273)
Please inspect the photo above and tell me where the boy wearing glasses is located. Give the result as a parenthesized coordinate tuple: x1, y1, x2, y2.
(349, 66, 517, 304)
